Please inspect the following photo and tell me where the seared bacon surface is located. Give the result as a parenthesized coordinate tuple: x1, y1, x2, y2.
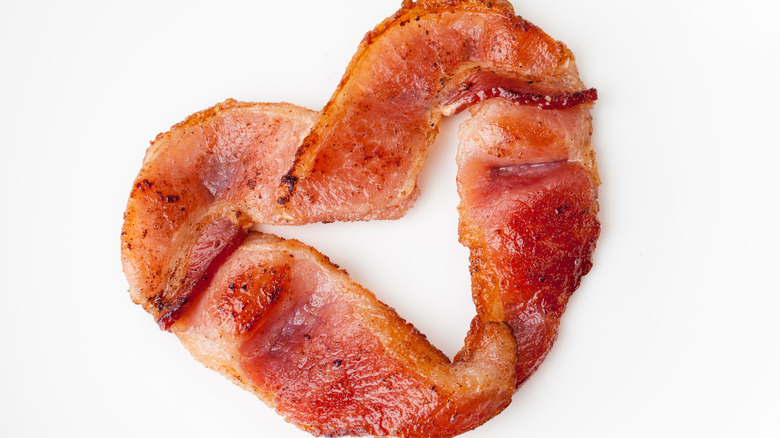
(121, 0, 599, 436)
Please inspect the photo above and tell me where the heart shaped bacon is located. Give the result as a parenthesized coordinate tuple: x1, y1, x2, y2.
(121, 1, 599, 436)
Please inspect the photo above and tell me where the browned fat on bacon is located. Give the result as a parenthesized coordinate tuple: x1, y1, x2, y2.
(120, 0, 599, 436)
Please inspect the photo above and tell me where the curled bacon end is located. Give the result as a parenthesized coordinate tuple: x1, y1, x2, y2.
(155, 220, 247, 330)
(442, 71, 598, 115)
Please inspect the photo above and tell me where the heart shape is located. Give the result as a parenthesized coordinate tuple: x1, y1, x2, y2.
(120, 1, 599, 436)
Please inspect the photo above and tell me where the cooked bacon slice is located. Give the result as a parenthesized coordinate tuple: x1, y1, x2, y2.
(174, 234, 517, 437)
(120, 0, 599, 436)
(456, 99, 599, 384)
(277, 0, 594, 223)
(121, 101, 317, 320)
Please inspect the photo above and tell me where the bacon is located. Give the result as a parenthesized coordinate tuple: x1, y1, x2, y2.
(456, 99, 599, 385)
(120, 0, 599, 436)
(121, 101, 318, 319)
(174, 234, 517, 437)
(277, 0, 594, 223)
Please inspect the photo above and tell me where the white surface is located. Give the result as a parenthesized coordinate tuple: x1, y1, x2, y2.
(1, 0, 778, 436)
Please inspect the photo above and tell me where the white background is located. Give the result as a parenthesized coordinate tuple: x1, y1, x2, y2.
(1, 0, 778, 436)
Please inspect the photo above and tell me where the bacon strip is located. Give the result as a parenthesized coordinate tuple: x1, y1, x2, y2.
(275, 1, 595, 224)
(121, 101, 318, 318)
(120, 0, 599, 436)
(175, 234, 517, 437)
